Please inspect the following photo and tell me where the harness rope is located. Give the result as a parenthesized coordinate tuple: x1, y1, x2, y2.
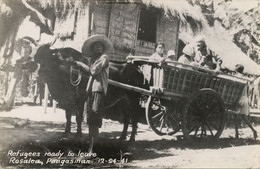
(70, 65, 82, 86)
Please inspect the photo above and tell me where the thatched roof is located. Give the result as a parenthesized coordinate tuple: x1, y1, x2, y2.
(213, 0, 242, 29)
(231, 5, 260, 40)
(176, 1, 260, 75)
(0, 0, 205, 45)
(1, 0, 259, 75)
(34, 0, 205, 21)
(213, 1, 260, 41)
(141, 0, 207, 26)
(206, 23, 260, 75)
(180, 21, 260, 75)
(0, 0, 53, 50)
(0, 0, 53, 34)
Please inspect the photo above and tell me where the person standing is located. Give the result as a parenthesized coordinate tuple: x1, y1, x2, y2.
(74, 34, 112, 153)
(1, 38, 37, 110)
(233, 64, 258, 139)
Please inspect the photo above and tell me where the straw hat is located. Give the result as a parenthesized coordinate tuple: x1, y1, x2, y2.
(82, 34, 113, 57)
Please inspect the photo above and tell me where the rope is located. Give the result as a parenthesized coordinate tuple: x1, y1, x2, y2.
(70, 65, 82, 86)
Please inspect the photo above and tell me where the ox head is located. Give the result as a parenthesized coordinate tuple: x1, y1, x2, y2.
(18, 36, 59, 66)
(120, 62, 149, 89)
(34, 36, 60, 65)
(23, 36, 85, 68)
(34, 44, 51, 64)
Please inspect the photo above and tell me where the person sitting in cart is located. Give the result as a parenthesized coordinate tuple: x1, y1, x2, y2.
(178, 44, 195, 64)
(193, 36, 222, 71)
(232, 64, 258, 139)
(166, 49, 176, 61)
(150, 42, 165, 61)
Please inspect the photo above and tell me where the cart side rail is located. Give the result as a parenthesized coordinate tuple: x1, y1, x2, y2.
(162, 65, 247, 109)
(127, 56, 249, 110)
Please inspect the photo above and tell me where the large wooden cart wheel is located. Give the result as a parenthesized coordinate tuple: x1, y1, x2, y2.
(182, 89, 227, 142)
(146, 96, 181, 136)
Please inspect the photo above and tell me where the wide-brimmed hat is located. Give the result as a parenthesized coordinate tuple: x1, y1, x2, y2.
(82, 34, 113, 57)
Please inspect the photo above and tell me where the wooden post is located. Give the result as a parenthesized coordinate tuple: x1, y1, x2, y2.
(5, 71, 9, 95)
(34, 81, 38, 96)
(44, 83, 49, 113)
(53, 100, 57, 113)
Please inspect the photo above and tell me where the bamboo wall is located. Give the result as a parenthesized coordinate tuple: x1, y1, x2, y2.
(91, 3, 179, 62)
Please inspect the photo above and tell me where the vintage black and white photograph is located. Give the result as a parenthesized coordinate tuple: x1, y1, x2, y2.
(0, 0, 260, 168)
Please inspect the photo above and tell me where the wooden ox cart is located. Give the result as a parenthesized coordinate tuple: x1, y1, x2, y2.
(108, 56, 250, 142)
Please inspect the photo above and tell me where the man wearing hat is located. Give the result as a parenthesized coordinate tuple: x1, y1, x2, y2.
(74, 34, 112, 153)
(1, 38, 37, 110)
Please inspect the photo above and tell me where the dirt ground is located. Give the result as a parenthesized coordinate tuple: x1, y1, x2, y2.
(0, 105, 260, 168)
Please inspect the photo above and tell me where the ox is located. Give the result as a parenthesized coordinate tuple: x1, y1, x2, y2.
(34, 43, 147, 141)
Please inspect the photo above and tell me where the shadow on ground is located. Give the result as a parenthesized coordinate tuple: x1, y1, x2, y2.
(0, 116, 259, 168)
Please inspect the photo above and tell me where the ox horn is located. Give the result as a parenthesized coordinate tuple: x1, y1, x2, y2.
(20, 36, 38, 46)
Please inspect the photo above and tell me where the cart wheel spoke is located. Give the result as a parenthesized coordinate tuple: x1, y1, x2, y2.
(146, 96, 181, 136)
(206, 119, 220, 131)
(207, 95, 216, 109)
(205, 121, 214, 136)
(152, 101, 164, 109)
(194, 123, 201, 136)
(182, 89, 227, 142)
(187, 113, 201, 120)
(169, 114, 180, 126)
(151, 111, 164, 120)
(201, 124, 207, 137)
(191, 102, 203, 115)
(188, 122, 200, 134)
(194, 100, 203, 112)
(167, 114, 181, 133)
(189, 105, 202, 116)
(159, 118, 165, 132)
(208, 102, 221, 114)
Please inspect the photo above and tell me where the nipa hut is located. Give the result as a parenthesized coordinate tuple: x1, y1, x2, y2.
(21, 0, 205, 62)
(1, 0, 259, 75)
(0, 0, 205, 100)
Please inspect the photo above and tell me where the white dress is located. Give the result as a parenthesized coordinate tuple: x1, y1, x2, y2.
(233, 85, 249, 115)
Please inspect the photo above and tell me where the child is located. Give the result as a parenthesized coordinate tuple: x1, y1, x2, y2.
(150, 42, 165, 61)
(233, 64, 258, 139)
(166, 50, 176, 61)
(74, 34, 112, 153)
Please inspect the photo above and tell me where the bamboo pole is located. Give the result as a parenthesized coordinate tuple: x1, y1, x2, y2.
(43, 83, 49, 113)
(53, 100, 57, 113)
(108, 79, 151, 96)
